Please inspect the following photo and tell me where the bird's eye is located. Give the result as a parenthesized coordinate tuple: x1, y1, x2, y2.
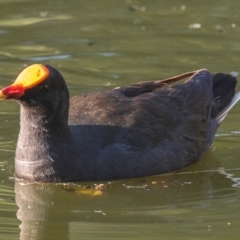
(39, 85, 48, 92)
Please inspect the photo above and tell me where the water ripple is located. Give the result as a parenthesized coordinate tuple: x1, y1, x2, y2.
(0, 15, 72, 27)
(22, 54, 71, 61)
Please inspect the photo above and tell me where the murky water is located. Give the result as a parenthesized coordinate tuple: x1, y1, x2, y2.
(0, 0, 240, 239)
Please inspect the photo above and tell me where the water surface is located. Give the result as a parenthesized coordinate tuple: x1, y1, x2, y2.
(0, 0, 240, 239)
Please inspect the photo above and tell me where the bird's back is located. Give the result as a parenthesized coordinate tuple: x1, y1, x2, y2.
(67, 70, 236, 180)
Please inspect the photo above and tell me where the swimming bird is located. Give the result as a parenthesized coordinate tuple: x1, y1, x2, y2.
(0, 64, 239, 182)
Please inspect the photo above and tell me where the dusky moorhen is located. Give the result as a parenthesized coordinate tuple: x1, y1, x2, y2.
(0, 64, 239, 182)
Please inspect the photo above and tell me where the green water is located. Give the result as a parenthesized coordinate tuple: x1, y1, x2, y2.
(1, 0, 240, 239)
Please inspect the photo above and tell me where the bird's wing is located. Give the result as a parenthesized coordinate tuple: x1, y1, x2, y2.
(116, 70, 197, 97)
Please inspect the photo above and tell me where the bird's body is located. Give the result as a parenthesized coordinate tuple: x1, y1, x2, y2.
(0, 64, 239, 182)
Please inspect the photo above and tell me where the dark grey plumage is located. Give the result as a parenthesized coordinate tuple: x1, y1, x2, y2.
(8, 65, 238, 182)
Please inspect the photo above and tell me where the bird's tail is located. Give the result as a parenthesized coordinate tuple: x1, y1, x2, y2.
(210, 73, 239, 124)
(216, 91, 240, 123)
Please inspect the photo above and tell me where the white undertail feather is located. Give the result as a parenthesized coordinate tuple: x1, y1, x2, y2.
(216, 92, 240, 123)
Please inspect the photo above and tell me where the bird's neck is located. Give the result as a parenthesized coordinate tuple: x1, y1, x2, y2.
(15, 105, 76, 182)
